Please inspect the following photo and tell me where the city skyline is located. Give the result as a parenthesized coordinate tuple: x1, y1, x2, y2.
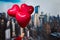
(0, 0, 60, 16)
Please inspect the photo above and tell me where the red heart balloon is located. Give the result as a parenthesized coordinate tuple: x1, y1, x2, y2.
(7, 4, 34, 28)
(27, 6, 34, 14)
(7, 4, 20, 17)
(21, 4, 34, 14)
(16, 12, 31, 28)
(20, 4, 28, 13)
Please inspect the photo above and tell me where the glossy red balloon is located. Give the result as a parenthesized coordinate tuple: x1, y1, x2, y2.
(16, 12, 31, 28)
(20, 4, 28, 13)
(27, 6, 34, 14)
(7, 4, 20, 17)
(7, 4, 34, 28)
(21, 4, 28, 9)
(21, 4, 34, 14)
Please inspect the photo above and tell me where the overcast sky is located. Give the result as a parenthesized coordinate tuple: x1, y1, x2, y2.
(0, 0, 60, 16)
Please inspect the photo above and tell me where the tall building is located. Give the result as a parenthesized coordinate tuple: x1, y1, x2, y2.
(47, 13, 50, 22)
(35, 6, 40, 13)
(43, 14, 47, 23)
(34, 6, 40, 27)
(39, 12, 44, 25)
(31, 15, 34, 22)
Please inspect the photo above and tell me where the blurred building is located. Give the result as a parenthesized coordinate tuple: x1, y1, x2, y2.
(34, 6, 40, 28)
(42, 14, 47, 23)
(39, 12, 44, 25)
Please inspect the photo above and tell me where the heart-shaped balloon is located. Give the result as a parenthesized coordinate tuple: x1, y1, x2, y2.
(7, 4, 34, 28)
(27, 6, 34, 14)
(20, 4, 34, 14)
(7, 4, 20, 17)
(20, 4, 28, 13)
(16, 12, 31, 28)
(21, 4, 28, 10)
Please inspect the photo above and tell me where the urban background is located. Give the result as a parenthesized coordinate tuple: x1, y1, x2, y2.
(0, 6, 60, 40)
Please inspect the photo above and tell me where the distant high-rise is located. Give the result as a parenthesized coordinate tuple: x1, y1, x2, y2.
(57, 14, 59, 20)
(31, 15, 34, 21)
(35, 6, 40, 14)
(34, 6, 40, 27)
(41, 12, 43, 15)
(39, 11, 46, 26)
(43, 14, 47, 23)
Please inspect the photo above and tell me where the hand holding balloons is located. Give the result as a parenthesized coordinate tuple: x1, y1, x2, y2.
(7, 4, 34, 28)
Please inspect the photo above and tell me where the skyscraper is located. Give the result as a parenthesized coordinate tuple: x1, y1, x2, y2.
(34, 6, 40, 28)
(39, 12, 44, 25)
(35, 6, 40, 13)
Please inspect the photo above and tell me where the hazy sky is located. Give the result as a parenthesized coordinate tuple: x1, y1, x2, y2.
(0, 0, 20, 3)
(0, 0, 60, 16)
